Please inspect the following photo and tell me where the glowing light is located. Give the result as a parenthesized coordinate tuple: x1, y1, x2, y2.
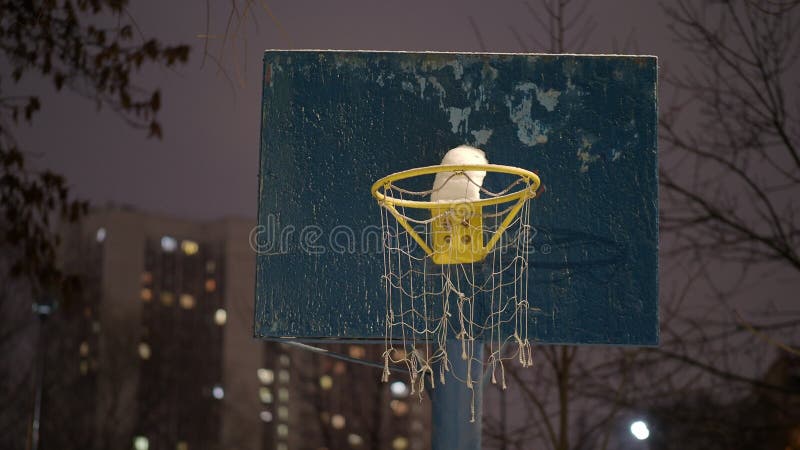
(79, 341, 89, 357)
(277, 406, 289, 421)
(277, 424, 288, 438)
(259, 410, 273, 423)
(279, 354, 290, 367)
(331, 414, 346, 430)
(390, 381, 409, 398)
(392, 436, 409, 450)
(278, 369, 290, 383)
(181, 240, 199, 255)
(278, 387, 289, 402)
(630, 420, 650, 440)
(348, 433, 363, 446)
(138, 342, 151, 360)
(160, 291, 174, 306)
(257, 368, 274, 384)
(390, 400, 409, 416)
(133, 436, 149, 450)
(212, 384, 224, 400)
(214, 309, 227, 326)
(95, 228, 106, 243)
(179, 294, 195, 309)
(161, 236, 177, 252)
(176, 442, 188, 450)
(259, 387, 273, 404)
(348, 345, 366, 359)
(319, 375, 333, 390)
(204, 279, 216, 293)
(140, 288, 153, 302)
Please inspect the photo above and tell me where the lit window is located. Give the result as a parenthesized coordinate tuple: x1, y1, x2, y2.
(390, 400, 409, 417)
(278, 370, 290, 383)
(212, 384, 224, 400)
(79, 341, 89, 357)
(140, 288, 153, 302)
(278, 387, 289, 402)
(259, 387, 273, 404)
(95, 227, 106, 243)
(259, 410, 273, 423)
(179, 294, 196, 310)
(138, 342, 151, 360)
(331, 414, 346, 430)
(348, 346, 366, 359)
(204, 279, 216, 293)
(133, 436, 149, 450)
(257, 368, 274, 384)
(348, 433, 364, 447)
(279, 354, 291, 367)
(392, 436, 409, 450)
(181, 240, 199, 255)
(205, 260, 216, 273)
(161, 236, 177, 252)
(277, 405, 289, 421)
(333, 361, 346, 375)
(319, 375, 333, 390)
(390, 381, 409, 398)
(80, 360, 89, 375)
(141, 272, 153, 284)
(176, 442, 188, 450)
(160, 291, 175, 306)
(214, 308, 227, 326)
(277, 424, 289, 438)
(276, 444, 288, 450)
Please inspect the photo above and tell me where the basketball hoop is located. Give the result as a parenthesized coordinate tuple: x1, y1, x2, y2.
(371, 163, 541, 420)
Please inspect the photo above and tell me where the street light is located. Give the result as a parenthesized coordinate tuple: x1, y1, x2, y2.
(630, 420, 650, 440)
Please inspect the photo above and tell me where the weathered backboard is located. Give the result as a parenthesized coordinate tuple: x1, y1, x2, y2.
(254, 50, 658, 345)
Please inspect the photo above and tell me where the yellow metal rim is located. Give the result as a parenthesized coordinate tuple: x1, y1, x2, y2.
(371, 164, 541, 209)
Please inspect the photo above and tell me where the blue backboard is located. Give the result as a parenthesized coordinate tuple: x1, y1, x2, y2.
(254, 50, 658, 345)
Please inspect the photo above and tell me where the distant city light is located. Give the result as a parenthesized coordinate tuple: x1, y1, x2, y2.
(277, 405, 289, 421)
(392, 436, 409, 450)
(212, 384, 224, 400)
(279, 354, 291, 367)
(259, 410, 273, 423)
(257, 368, 274, 384)
(133, 436, 149, 450)
(140, 288, 153, 302)
(319, 375, 333, 390)
(630, 420, 650, 440)
(181, 240, 199, 255)
(278, 387, 289, 402)
(278, 370, 290, 383)
(214, 309, 227, 326)
(176, 441, 188, 450)
(79, 341, 89, 357)
(277, 424, 289, 438)
(331, 414, 346, 430)
(160, 236, 178, 252)
(348, 433, 364, 446)
(160, 291, 175, 307)
(179, 294, 195, 310)
(204, 278, 216, 293)
(348, 345, 366, 359)
(95, 227, 106, 243)
(390, 399, 409, 416)
(138, 342, 151, 360)
(259, 387, 273, 404)
(390, 381, 409, 398)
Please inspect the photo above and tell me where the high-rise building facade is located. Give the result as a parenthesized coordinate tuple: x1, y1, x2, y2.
(58, 207, 430, 450)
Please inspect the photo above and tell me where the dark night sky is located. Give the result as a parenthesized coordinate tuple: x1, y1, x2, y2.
(16, 0, 684, 220)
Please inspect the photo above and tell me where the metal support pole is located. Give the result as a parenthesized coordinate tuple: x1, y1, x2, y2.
(430, 341, 483, 450)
